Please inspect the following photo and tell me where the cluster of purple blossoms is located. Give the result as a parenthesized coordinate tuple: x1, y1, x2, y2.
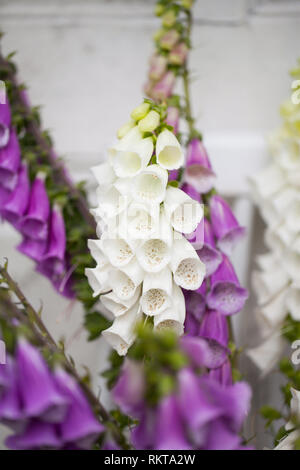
(0, 99, 73, 297)
(113, 350, 251, 450)
(180, 138, 248, 382)
(0, 339, 103, 449)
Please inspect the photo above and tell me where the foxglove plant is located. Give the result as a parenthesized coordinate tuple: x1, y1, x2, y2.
(248, 62, 300, 449)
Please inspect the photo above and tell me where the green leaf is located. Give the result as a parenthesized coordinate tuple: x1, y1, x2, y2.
(84, 312, 111, 341)
(260, 405, 282, 428)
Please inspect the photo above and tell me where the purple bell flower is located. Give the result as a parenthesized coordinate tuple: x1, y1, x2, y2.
(154, 395, 192, 450)
(208, 358, 233, 386)
(151, 71, 176, 101)
(184, 309, 200, 336)
(54, 368, 104, 449)
(131, 409, 156, 450)
(0, 127, 20, 190)
(166, 106, 180, 134)
(39, 205, 66, 278)
(185, 139, 216, 194)
(0, 101, 11, 148)
(206, 254, 248, 316)
(204, 419, 241, 450)
(6, 420, 61, 450)
(181, 182, 200, 201)
(0, 356, 24, 430)
(16, 339, 68, 423)
(198, 309, 229, 369)
(168, 169, 179, 181)
(1, 163, 30, 225)
(19, 173, 50, 240)
(113, 360, 145, 418)
(0, 185, 11, 210)
(180, 336, 221, 371)
(17, 237, 47, 262)
(197, 218, 222, 277)
(210, 195, 245, 256)
(184, 287, 206, 322)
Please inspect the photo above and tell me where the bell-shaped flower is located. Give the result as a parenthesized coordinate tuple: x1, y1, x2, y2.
(91, 162, 116, 189)
(181, 182, 200, 201)
(252, 257, 289, 305)
(127, 201, 160, 240)
(110, 259, 144, 300)
(138, 110, 160, 133)
(131, 409, 156, 450)
(154, 395, 192, 450)
(17, 237, 47, 262)
(54, 368, 104, 449)
(39, 205, 66, 278)
(149, 54, 168, 81)
(170, 236, 205, 290)
(130, 102, 150, 121)
(85, 265, 111, 297)
(117, 120, 135, 140)
(207, 254, 248, 315)
(256, 288, 288, 329)
(0, 356, 23, 429)
(101, 286, 141, 317)
(247, 331, 286, 375)
(0, 185, 11, 210)
(154, 283, 185, 335)
(156, 129, 184, 170)
(184, 309, 199, 336)
(133, 164, 168, 204)
(210, 195, 245, 256)
(19, 173, 50, 240)
(1, 163, 30, 225)
(166, 106, 180, 134)
(16, 339, 68, 422)
(94, 181, 130, 220)
(113, 359, 145, 418)
(197, 218, 222, 277)
(6, 421, 61, 450)
(102, 302, 142, 356)
(141, 267, 172, 316)
(185, 138, 216, 194)
(164, 186, 203, 233)
(184, 284, 206, 321)
(159, 29, 180, 50)
(169, 42, 189, 66)
(0, 127, 20, 190)
(208, 359, 233, 386)
(151, 71, 176, 101)
(0, 100, 11, 148)
(180, 336, 220, 370)
(109, 126, 153, 178)
(101, 235, 136, 268)
(249, 163, 286, 201)
(87, 238, 108, 268)
(198, 309, 229, 369)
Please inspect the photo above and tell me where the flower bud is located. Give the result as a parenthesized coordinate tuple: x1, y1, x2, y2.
(159, 30, 180, 51)
(155, 3, 165, 16)
(149, 55, 168, 81)
(138, 110, 160, 133)
(117, 120, 135, 139)
(169, 43, 189, 66)
(181, 0, 194, 8)
(162, 9, 177, 28)
(131, 102, 150, 122)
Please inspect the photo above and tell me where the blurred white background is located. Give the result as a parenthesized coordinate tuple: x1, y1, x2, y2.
(0, 0, 300, 449)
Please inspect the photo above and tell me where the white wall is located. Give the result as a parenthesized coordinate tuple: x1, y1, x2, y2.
(0, 0, 300, 449)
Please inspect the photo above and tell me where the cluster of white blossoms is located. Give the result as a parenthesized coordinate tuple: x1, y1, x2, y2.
(85, 102, 205, 355)
(247, 88, 300, 376)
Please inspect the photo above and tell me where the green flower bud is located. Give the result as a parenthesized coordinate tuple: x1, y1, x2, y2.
(117, 119, 135, 139)
(162, 9, 177, 28)
(181, 0, 194, 8)
(155, 3, 165, 17)
(153, 28, 165, 42)
(131, 102, 151, 122)
(138, 110, 160, 133)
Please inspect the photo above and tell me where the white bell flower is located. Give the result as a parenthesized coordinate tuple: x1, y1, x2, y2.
(164, 186, 203, 234)
(91, 162, 116, 188)
(286, 388, 300, 430)
(247, 331, 286, 376)
(87, 239, 108, 268)
(170, 236, 205, 290)
(249, 164, 286, 200)
(252, 267, 289, 306)
(102, 302, 142, 356)
(110, 259, 144, 300)
(109, 126, 153, 178)
(84, 265, 111, 297)
(153, 283, 185, 336)
(127, 201, 160, 240)
(95, 183, 130, 220)
(140, 267, 172, 316)
(101, 286, 141, 317)
(156, 129, 184, 170)
(133, 164, 168, 204)
(256, 288, 288, 329)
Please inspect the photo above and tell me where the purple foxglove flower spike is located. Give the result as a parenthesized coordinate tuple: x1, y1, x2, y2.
(180, 336, 220, 370)
(6, 420, 61, 450)
(184, 287, 206, 321)
(0, 127, 20, 190)
(154, 395, 192, 450)
(0, 101, 11, 148)
(206, 254, 248, 316)
(208, 358, 233, 386)
(54, 368, 104, 449)
(185, 138, 216, 194)
(1, 163, 30, 225)
(210, 194, 246, 256)
(17, 237, 47, 262)
(19, 173, 50, 240)
(198, 309, 229, 369)
(39, 205, 66, 279)
(113, 360, 145, 418)
(197, 218, 222, 277)
(0, 356, 24, 430)
(151, 71, 176, 102)
(16, 339, 68, 423)
(166, 106, 180, 134)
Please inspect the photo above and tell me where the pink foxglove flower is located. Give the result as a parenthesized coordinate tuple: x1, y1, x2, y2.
(0, 127, 20, 191)
(1, 163, 30, 225)
(185, 138, 216, 194)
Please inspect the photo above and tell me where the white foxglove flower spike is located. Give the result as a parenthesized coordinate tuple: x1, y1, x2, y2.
(140, 267, 172, 316)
